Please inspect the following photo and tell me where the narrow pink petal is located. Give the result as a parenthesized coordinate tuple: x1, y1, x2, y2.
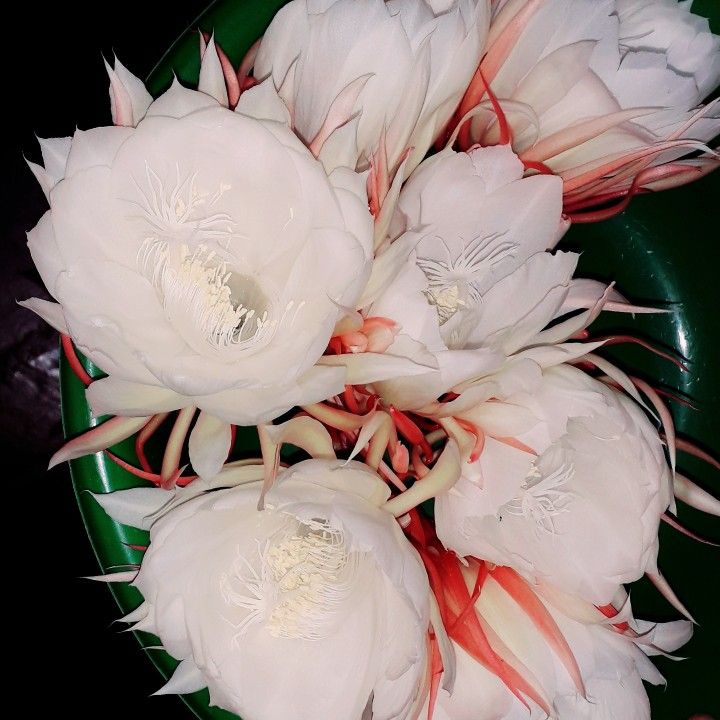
(481, 0, 547, 86)
(595, 335, 688, 373)
(478, 614, 554, 715)
(491, 565, 586, 697)
(215, 40, 241, 108)
(49, 415, 152, 468)
(562, 139, 715, 194)
(104, 59, 134, 127)
(673, 473, 720, 517)
(308, 74, 372, 158)
(641, 160, 719, 192)
(662, 513, 719, 546)
(522, 108, 657, 163)
(631, 377, 676, 472)
(160, 407, 197, 488)
(85, 570, 138, 583)
(647, 571, 697, 624)
(238, 38, 261, 81)
(674, 438, 720, 472)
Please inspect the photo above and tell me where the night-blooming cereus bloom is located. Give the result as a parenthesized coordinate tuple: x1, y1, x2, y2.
(98, 459, 430, 720)
(21, 64, 376, 475)
(435, 364, 673, 605)
(363, 143, 596, 411)
(428, 569, 691, 719)
(255, 0, 490, 178)
(457, 0, 720, 215)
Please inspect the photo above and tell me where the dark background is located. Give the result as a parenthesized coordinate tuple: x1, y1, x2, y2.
(2, 2, 208, 717)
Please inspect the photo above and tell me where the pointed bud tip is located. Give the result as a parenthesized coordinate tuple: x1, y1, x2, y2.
(47, 450, 67, 469)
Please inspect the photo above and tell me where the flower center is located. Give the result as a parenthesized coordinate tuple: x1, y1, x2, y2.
(417, 231, 517, 325)
(133, 163, 278, 354)
(503, 460, 574, 534)
(221, 517, 359, 641)
(140, 240, 274, 353)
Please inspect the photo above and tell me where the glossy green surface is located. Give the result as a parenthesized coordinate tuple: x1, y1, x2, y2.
(60, 1, 720, 718)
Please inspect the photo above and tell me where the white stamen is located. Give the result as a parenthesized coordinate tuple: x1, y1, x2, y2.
(131, 165, 305, 351)
(222, 517, 359, 641)
(139, 240, 273, 350)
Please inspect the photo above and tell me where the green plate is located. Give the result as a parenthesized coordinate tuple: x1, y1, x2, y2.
(60, 1, 720, 718)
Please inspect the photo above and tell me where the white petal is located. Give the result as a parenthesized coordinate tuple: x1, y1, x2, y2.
(37, 135, 72, 182)
(145, 77, 219, 119)
(468, 143, 524, 192)
(64, 126, 134, 176)
(86, 377, 185, 417)
(25, 159, 53, 200)
(113, 56, 153, 125)
(198, 34, 229, 107)
(467, 251, 578, 352)
(235, 78, 291, 124)
(318, 334, 438, 385)
(118, 602, 149, 625)
(18, 297, 68, 334)
(196, 366, 347, 425)
(105, 57, 135, 126)
(360, 229, 419, 309)
(26, 210, 65, 298)
(93, 487, 174, 530)
(154, 658, 206, 696)
(188, 412, 233, 480)
(514, 340, 606, 369)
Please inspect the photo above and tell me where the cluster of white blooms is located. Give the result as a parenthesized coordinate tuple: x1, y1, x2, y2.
(22, 1, 719, 719)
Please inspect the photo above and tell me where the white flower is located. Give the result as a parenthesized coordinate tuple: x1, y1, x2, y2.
(22, 64, 379, 473)
(435, 364, 673, 604)
(364, 143, 592, 411)
(610, 0, 720, 114)
(428, 569, 691, 719)
(458, 0, 719, 213)
(255, 0, 490, 175)
(102, 459, 430, 720)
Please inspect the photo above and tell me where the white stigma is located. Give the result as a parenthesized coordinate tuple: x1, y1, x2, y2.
(504, 460, 574, 534)
(417, 231, 517, 325)
(221, 518, 358, 641)
(132, 163, 233, 244)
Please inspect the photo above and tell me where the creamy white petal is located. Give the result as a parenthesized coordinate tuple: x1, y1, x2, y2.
(86, 377, 186, 417)
(37, 135, 72, 182)
(18, 297, 68, 334)
(195, 366, 347, 425)
(145, 77, 220, 119)
(93, 486, 174, 530)
(198, 35, 229, 107)
(188, 411, 233, 480)
(112, 57, 153, 125)
(235, 77, 291, 124)
(154, 658, 207, 696)
(26, 210, 65, 298)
